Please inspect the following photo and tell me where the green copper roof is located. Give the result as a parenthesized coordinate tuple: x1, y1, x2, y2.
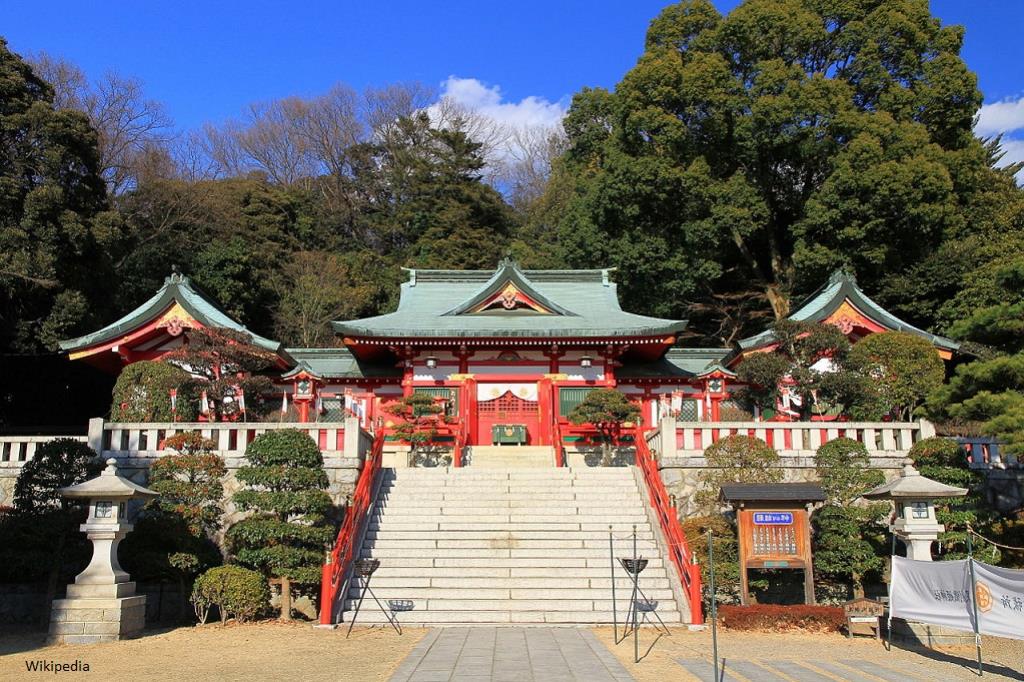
(59, 272, 285, 355)
(618, 347, 733, 379)
(282, 348, 401, 380)
(333, 260, 687, 340)
(737, 270, 959, 352)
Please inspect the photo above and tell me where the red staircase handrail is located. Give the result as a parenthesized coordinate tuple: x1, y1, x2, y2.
(634, 426, 703, 625)
(319, 429, 385, 625)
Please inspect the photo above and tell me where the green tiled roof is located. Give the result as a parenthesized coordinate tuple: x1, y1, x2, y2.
(737, 270, 959, 352)
(282, 348, 402, 380)
(617, 347, 733, 379)
(59, 272, 285, 356)
(332, 260, 687, 339)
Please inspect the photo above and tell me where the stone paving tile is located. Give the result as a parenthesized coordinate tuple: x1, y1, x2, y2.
(841, 659, 929, 681)
(811, 660, 886, 682)
(761, 660, 835, 681)
(674, 657, 933, 682)
(390, 627, 635, 681)
(674, 659, 743, 682)
(725, 660, 790, 682)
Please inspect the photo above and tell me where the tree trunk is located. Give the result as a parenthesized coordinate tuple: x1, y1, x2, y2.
(852, 573, 865, 599)
(765, 283, 790, 320)
(280, 576, 292, 621)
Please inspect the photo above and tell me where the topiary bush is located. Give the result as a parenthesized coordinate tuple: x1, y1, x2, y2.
(696, 435, 781, 511)
(228, 429, 333, 621)
(191, 565, 269, 624)
(111, 360, 198, 422)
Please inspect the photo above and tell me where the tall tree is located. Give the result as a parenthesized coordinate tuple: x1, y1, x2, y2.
(0, 39, 110, 353)
(545, 0, 1010, 343)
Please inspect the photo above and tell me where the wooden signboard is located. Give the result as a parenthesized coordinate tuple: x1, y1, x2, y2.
(721, 483, 825, 607)
(843, 598, 885, 639)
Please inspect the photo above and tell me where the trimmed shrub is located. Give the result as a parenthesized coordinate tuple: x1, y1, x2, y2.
(13, 438, 101, 514)
(111, 360, 198, 422)
(228, 429, 333, 621)
(191, 565, 269, 624)
(696, 435, 781, 510)
(718, 604, 845, 632)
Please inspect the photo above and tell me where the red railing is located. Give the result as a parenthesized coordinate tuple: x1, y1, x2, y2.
(319, 429, 385, 625)
(553, 420, 565, 467)
(634, 426, 703, 625)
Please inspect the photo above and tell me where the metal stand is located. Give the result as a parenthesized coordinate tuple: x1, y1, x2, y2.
(609, 526, 670, 662)
(346, 559, 403, 637)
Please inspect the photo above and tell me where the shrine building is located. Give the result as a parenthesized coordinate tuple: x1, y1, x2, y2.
(59, 259, 958, 448)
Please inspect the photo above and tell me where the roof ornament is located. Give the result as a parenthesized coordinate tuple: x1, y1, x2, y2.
(829, 267, 856, 285)
(168, 264, 185, 284)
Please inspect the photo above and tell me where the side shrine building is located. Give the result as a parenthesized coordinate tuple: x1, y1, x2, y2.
(60, 258, 957, 449)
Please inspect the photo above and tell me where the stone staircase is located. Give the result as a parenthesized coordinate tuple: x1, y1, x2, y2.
(347, 466, 687, 625)
(465, 445, 554, 467)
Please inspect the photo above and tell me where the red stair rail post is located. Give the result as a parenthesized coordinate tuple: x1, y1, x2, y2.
(319, 429, 385, 626)
(553, 421, 565, 467)
(634, 426, 704, 625)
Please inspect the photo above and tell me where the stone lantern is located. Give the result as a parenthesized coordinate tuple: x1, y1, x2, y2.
(863, 463, 967, 561)
(48, 458, 158, 644)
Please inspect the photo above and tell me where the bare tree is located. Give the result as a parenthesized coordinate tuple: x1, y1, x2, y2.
(30, 52, 174, 194)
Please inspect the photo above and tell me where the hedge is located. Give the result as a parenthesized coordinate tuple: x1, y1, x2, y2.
(718, 604, 845, 632)
(191, 565, 269, 624)
(111, 360, 199, 422)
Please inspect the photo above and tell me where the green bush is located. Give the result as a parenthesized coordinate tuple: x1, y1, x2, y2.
(848, 332, 945, 420)
(111, 360, 198, 422)
(228, 429, 332, 620)
(191, 565, 269, 624)
(696, 435, 781, 511)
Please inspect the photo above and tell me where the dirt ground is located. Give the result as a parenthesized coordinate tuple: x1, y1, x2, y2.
(3, 622, 1021, 681)
(593, 627, 1024, 682)
(0, 621, 427, 681)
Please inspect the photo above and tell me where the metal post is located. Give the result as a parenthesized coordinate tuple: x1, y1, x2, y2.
(708, 529, 719, 682)
(632, 525, 639, 665)
(967, 532, 984, 677)
(609, 526, 618, 643)
(886, 532, 896, 651)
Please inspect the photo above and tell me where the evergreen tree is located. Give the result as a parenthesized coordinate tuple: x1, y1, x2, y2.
(228, 429, 333, 620)
(812, 438, 886, 597)
(567, 389, 641, 465)
(0, 39, 111, 353)
(542, 0, 1016, 343)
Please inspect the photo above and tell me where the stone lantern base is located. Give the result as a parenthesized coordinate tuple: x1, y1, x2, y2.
(47, 582, 147, 644)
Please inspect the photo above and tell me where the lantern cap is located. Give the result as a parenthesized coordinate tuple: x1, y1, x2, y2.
(862, 463, 967, 500)
(59, 458, 159, 500)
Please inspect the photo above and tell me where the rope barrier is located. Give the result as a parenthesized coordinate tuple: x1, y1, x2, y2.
(967, 526, 1024, 552)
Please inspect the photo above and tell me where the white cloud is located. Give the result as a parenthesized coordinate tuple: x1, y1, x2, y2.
(976, 96, 1024, 183)
(436, 76, 567, 131)
(976, 96, 1024, 137)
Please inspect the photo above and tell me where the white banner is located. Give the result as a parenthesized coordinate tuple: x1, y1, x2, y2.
(891, 556, 1024, 641)
(477, 383, 538, 402)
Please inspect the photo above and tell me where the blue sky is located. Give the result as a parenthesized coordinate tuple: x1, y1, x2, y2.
(4, 1, 1023, 165)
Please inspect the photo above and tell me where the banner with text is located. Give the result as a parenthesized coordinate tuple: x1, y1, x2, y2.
(890, 556, 1024, 641)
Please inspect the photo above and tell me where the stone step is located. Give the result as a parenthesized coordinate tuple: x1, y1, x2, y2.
(348, 610, 681, 625)
(360, 557, 666, 569)
(375, 506, 648, 516)
(342, 598, 678, 613)
(363, 548, 660, 558)
(364, 539, 660, 550)
(367, 566, 671, 579)
(365, 530, 655, 541)
(379, 497, 643, 506)
(380, 491, 643, 501)
(346, 587, 677, 601)
(354, 576, 672, 589)
(367, 522, 656, 532)
(368, 514, 650, 525)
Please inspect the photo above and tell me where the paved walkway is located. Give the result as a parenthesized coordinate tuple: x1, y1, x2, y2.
(676, 656, 978, 681)
(389, 627, 634, 682)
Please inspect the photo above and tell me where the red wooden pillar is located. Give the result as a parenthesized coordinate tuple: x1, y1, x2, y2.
(463, 375, 478, 447)
(537, 376, 553, 446)
(298, 400, 310, 423)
